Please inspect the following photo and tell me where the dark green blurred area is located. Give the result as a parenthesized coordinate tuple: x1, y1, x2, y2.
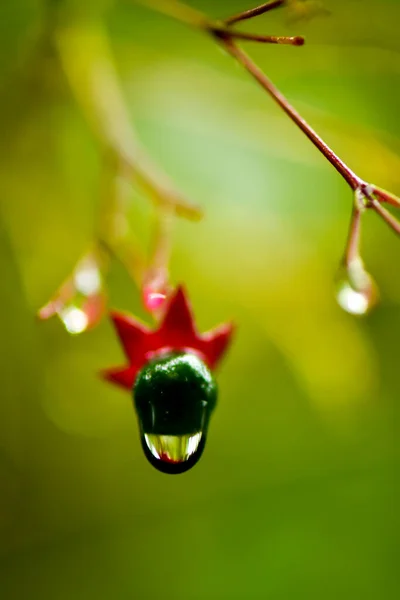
(0, 0, 399, 598)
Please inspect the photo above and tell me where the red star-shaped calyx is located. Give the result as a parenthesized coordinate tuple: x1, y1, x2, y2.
(102, 286, 234, 390)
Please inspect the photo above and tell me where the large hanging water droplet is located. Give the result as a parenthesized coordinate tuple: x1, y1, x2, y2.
(134, 352, 217, 474)
(335, 260, 378, 316)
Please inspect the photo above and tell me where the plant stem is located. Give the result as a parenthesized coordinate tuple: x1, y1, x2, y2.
(136, 0, 360, 189)
(219, 37, 361, 189)
(143, 205, 175, 314)
(343, 207, 362, 267)
(225, 0, 285, 26)
(134, 0, 400, 237)
(55, 21, 202, 221)
(216, 29, 304, 45)
(370, 200, 400, 236)
(373, 185, 400, 208)
(97, 156, 146, 286)
(136, 0, 301, 45)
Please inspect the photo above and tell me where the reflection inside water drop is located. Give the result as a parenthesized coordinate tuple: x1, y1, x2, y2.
(144, 432, 203, 463)
(141, 432, 206, 474)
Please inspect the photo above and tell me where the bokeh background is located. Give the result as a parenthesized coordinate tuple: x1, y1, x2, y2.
(0, 0, 399, 598)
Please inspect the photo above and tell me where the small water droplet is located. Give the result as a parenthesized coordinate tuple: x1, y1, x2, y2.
(74, 256, 102, 296)
(336, 282, 370, 315)
(38, 251, 107, 334)
(143, 288, 167, 312)
(335, 261, 378, 316)
(142, 277, 169, 314)
(58, 292, 106, 334)
(60, 306, 89, 334)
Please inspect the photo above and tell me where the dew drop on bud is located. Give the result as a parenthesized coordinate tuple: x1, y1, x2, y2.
(335, 260, 378, 316)
(58, 292, 106, 334)
(59, 305, 89, 334)
(142, 286, 167, 313)
(133, 353, 217, 474)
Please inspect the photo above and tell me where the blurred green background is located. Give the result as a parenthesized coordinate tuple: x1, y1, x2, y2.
(0, 0, 399, 598)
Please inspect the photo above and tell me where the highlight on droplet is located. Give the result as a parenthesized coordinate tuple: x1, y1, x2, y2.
(335, 260, 378, 316)
(336, 282, 370, 316)
(142, 287, 167, 313)
(59, 306, 89, 334)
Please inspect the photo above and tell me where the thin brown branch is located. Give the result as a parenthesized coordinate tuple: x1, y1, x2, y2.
(136, 0, 400, 225)
(224, 1, 285, 26)
(133, 0, 400, 314)
(218, 37, 361, 190)
(355, 184, 400, 237)
(137, 0, 300, 47)
(215, 28, 304, 45)
(56, 22, 202, 222)
(369, 200, 400, 236)
(373, 185, 400, 209)
(135, 0, 358, 190)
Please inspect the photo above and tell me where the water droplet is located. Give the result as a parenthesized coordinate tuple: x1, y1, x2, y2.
(38, 250, 108, 334)
(60, 306, 89, 334)
(58, 292, 106, 334)
(142, 288, 167, 313)
(134, 352, 217, 474)
(335, 261, 378, 316)
(142, 432, 205, 474)
(142, 278, 169, 314)
(336, 282, 370, 315)
(74, 256, 102, 296)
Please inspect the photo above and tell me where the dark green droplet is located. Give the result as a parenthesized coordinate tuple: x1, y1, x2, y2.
(133, 352, 218, 474)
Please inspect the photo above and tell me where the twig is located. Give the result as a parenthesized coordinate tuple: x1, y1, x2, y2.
(135, 0, 360, 189)
(218, 37, 361, 190)
(55, 22, 202, 222)
(143, 205, 175, 314)
(97, 155, 146, 287)
(225, 0, 285, 26)
(344, 206, 362, 268)
(136, 0, 303, 45)
(369, 199, 400, 236)
(372, 185, 400, 209)
(131, 0, 400, 318)
(41, 0, 400, 324)
(40, 19, 197, 325)
(215, 29, 304, 45)
(136, 0, 400, 239)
